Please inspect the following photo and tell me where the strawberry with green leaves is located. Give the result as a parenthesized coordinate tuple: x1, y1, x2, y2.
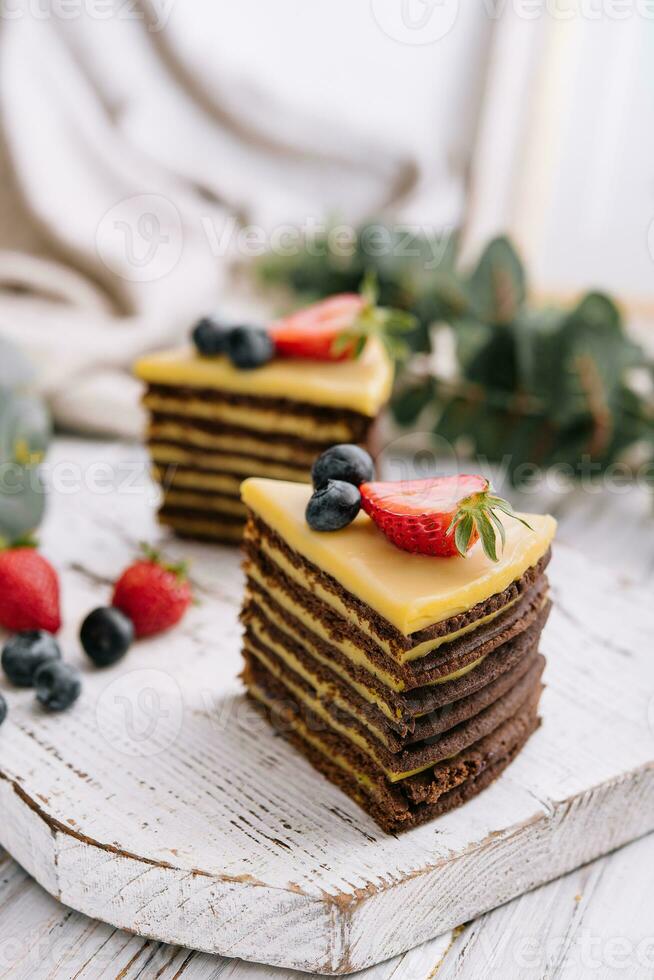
(269, 276, 415, 362)
(359, 475, 532, 561)
(112, 545, 192, 638)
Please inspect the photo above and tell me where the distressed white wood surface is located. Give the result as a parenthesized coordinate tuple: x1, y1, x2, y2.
(3, 833, 654, 979)
(1, 439, 654, 977)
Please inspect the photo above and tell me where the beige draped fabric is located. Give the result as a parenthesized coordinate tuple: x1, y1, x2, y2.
(0, 3, 417, 435)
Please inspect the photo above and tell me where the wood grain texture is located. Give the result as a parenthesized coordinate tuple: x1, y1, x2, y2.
(3, 834, 654, 979)
(1, 440, 653, 975)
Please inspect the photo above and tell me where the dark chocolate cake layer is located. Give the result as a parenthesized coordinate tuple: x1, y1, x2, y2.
(160, 504, 247, 523)
(152, 465, 243, 495)
(243, 615, 544, 753)
(145, 383, 374, 431)
(244, 594, 547, 740)
(246, 515, 551, 656)
(143, 375, 378, 544)
(245, 658, 542, 834)
(149, 443, 312, 480)
(149, 433, 318, 468)
(238, 484, 554, 832)
(162, 492, 245, 513)
(244, 537, 551, 684)
(143, 387, 373, 444)
(243, 575, 549, 718)
(243, 626, 545, 773)
(158, 511, 245, 544)
(149, 412, 337, 450)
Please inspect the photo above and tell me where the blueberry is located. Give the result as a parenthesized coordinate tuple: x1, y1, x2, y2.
(192, 316, 231, 356)
(226, 326, 274, 370)
(80, 607, 134, 668)
(34, 661, 82, 712)
(0, 693, 6, 727)
(312, 444, 375, 489)
(2, 631, 62, 688)
(306, 480, 361, 531)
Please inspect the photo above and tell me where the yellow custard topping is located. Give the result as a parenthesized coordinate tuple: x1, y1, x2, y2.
(135, 338, 393, 416)
(241, 480, 556, 636)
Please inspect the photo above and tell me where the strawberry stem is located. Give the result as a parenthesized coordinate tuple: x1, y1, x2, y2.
(330, 272, 417, 362)
(0, 533, 39, 551)
(446, 487, 533, 562)
(139, 541, 189, 579)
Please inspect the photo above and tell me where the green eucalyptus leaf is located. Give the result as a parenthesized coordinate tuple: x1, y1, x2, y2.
(0, 338, 35, 390)
(467, 236, 526, 325)
(391, 378, 435, 425)
(253, 224, 653, 488)
(463, 324, 518, 391)
(546, 292, 645, 451)
(0, 390, 51, 464)
(0, 465, 46, 542)
(0, 342, 51, 540)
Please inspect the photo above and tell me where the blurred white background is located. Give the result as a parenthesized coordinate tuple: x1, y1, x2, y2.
(0, 0, 653, 431)
(168, 1, 654, 306)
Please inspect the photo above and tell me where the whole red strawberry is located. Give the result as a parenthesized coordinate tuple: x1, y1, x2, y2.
(112, 546, 192, 638)
(360, 475, 532, 561)
(0, 541, 61, 632)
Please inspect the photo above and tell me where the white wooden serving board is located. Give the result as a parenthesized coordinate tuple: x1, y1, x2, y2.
(1, 442, 654, 975)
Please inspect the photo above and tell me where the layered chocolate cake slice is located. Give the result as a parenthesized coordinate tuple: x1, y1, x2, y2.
(239, 464, 556, 833)
(135, 293, 400, 543)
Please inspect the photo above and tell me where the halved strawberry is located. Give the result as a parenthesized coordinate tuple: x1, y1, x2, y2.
(269, 294, 366, 361)
(269, 278, 416, 362)
(360, 475, 532, 560)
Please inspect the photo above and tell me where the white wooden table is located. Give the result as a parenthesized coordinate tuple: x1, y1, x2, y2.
(1, 438, 654, 980)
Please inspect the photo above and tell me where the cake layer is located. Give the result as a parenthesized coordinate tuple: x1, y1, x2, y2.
(161, 504, 247, 523)
(148, 419, 323, 466)
(149, 443, 311, 482)
(244, 534, 550, 686)
(152, 465, 243, 497)
(242, 643, 543, 778)
(241, 480, 556, 635)
(242, 591, 547, 739)
(245, 566, 550, 705)
(244, 658, 542, 833)
(135, 337, 393, 415)
(162, 490, 247, 517)
(244, 615, 544, 758)
(158, 512, 244, 543)
(144, 391, 370, 443)
(245, 517, 551, 659)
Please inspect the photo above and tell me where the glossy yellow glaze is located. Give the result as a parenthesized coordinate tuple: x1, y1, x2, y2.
(242, 479, 556, 635)
(135, 337, 393, 416)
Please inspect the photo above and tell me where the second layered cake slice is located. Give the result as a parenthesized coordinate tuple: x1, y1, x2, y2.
(240, 478, 556, 833)
(134, 323, 393, 543)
